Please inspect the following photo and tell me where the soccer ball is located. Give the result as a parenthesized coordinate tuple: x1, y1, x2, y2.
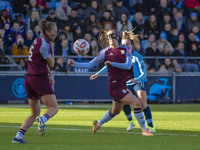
(73, 39, 90, 55)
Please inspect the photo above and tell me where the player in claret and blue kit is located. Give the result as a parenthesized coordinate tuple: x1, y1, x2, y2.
(68, 29, 153, 136)
(12, 19, 58, 143)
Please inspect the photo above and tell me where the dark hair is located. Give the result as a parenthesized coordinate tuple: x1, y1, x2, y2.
(40, 19, 56, 41)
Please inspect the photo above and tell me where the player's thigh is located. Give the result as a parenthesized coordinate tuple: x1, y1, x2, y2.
(28, 99, 40, 116)
(120, 92, 140, 107)
(112, 100, 123, 116)
(41, 94, 58, 108)
(135, 90, 148, 109)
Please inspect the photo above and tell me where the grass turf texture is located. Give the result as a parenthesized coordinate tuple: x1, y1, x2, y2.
(0, 104, 199, 150)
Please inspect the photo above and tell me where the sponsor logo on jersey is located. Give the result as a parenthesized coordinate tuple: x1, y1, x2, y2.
(122, 89, 127, 94)
(12, 78, 26, 98)
(121, 50, 125, 55)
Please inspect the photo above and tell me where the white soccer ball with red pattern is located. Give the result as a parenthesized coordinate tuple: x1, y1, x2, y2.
(73, 39, 90, 55)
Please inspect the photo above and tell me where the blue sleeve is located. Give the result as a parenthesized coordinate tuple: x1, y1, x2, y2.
(40, 40, 51, 60)
(111, 47, 132, 70)
(134, 56, 147, 82)
(74, 49, 106, 69)
(96, 66, 108, 75)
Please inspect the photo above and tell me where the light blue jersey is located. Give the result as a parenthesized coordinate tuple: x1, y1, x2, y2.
(96, 50, 147, 85)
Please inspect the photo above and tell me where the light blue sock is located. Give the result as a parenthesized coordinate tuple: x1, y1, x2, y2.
(98, 110, 114, 127)
(41, 114, 50, 124)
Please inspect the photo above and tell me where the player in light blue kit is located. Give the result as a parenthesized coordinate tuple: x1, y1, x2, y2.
(90, 30, 156, 133)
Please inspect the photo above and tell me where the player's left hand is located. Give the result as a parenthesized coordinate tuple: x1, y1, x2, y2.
(68, 58, 75, 66)
(49, 76, 55, 86)
(105, 61, 112, 66)
(131, 79, 137, 83)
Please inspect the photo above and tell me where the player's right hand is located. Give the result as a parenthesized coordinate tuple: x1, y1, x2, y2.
(68, 58, 75, 66)
(90, 74, 98, 80)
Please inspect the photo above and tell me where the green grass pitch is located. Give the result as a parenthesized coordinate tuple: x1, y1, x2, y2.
(0, 104, 200, 150)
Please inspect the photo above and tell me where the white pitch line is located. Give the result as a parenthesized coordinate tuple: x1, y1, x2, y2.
(0, 125, 199, 137)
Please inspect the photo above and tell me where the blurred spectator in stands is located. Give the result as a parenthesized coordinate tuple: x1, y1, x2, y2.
(26, 0, 42, 19)
(169, 28, 179, 46)
(188, 43, 200, 56)
(46, 9, 62, 30)
(85, 13, 101, 32)
(157, 31, 174, 54)
(3, 23, 11, 46)
(30, 10, 41, 30)
(142, 33, 156, 54)
(13, 0, 29, 15)
(60, 23, 73, 43)
(18, 58, 27, 71)
(163, 23, 173, 41)
(187, 12, 200, 32)
(132, 12, 144, 34)
(56, 0, 72, 23)
(103, 3, 116, 21)
(131, 0, 147, 14)
(187, 32, 198, 50)
(13, 14, 26, 35)
(56, 38, 69, 56)
(0, 26, 8, 48)
(160, 13, 176, 31)
(8, 21, 23, 45)
(12, 37, 29, 63)
(61, 39, 70, 60)
(156, 0, 173, 20)
(68, 9, 85, 33)
(84, 32, 92, 44)
(0, 9, 12, 26)
(91, 26, 100, 41)
(73, 26, 83, 41)
(145, 42, 159, 72)
(174, 10, 187, 33)
(160, 43, 173, 56)
(143, 0, 157, 14)
(145, 41, 161, 56)
(101, 0, 116, 7)
(90, 39, 99, 56)
(173, 42, 186, 56)
(85, 0, 102, 20)
(158, 58, 173, 74)
(185, 0, 200, 13)
(33, 24, 40, 39)
(116, 13, 133, 34)
(169, 0, 185, 10)
(100, 11, 115, 29)
(0, 36, 9, 55)
(174, 32, 187, 47)
(24, 30, 34, 48)
(36, 0, 49, 14)
(144, 14, 160, 39)
(114, 0, 129, 21)
(54, 56, 70, 73)
(191, 25, 200, 42)
(172, 59, 183, 72)
(0, 37, 9, 68)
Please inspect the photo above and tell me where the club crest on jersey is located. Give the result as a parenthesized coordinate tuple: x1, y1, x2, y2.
(121, 50, 125, 55)
(122, 89, 127, 94)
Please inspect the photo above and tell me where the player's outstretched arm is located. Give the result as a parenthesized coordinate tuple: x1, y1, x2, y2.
(90, 65, 108, 80)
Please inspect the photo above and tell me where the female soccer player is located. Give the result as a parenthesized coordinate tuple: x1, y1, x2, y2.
(90, 30, 156, 133)
(68, 29, 153, 136)
(12, 19, 58, 143)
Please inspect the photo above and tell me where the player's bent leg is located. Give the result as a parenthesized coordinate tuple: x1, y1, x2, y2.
(123, 105, 135, 131)
(12, 99, 40, 143)
(36, 94, 58, 136)
(121, 93, 153, 136)
(136, 90, 155, 132)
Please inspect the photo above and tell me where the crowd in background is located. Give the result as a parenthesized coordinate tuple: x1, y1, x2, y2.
(0, 0, 200, 73)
